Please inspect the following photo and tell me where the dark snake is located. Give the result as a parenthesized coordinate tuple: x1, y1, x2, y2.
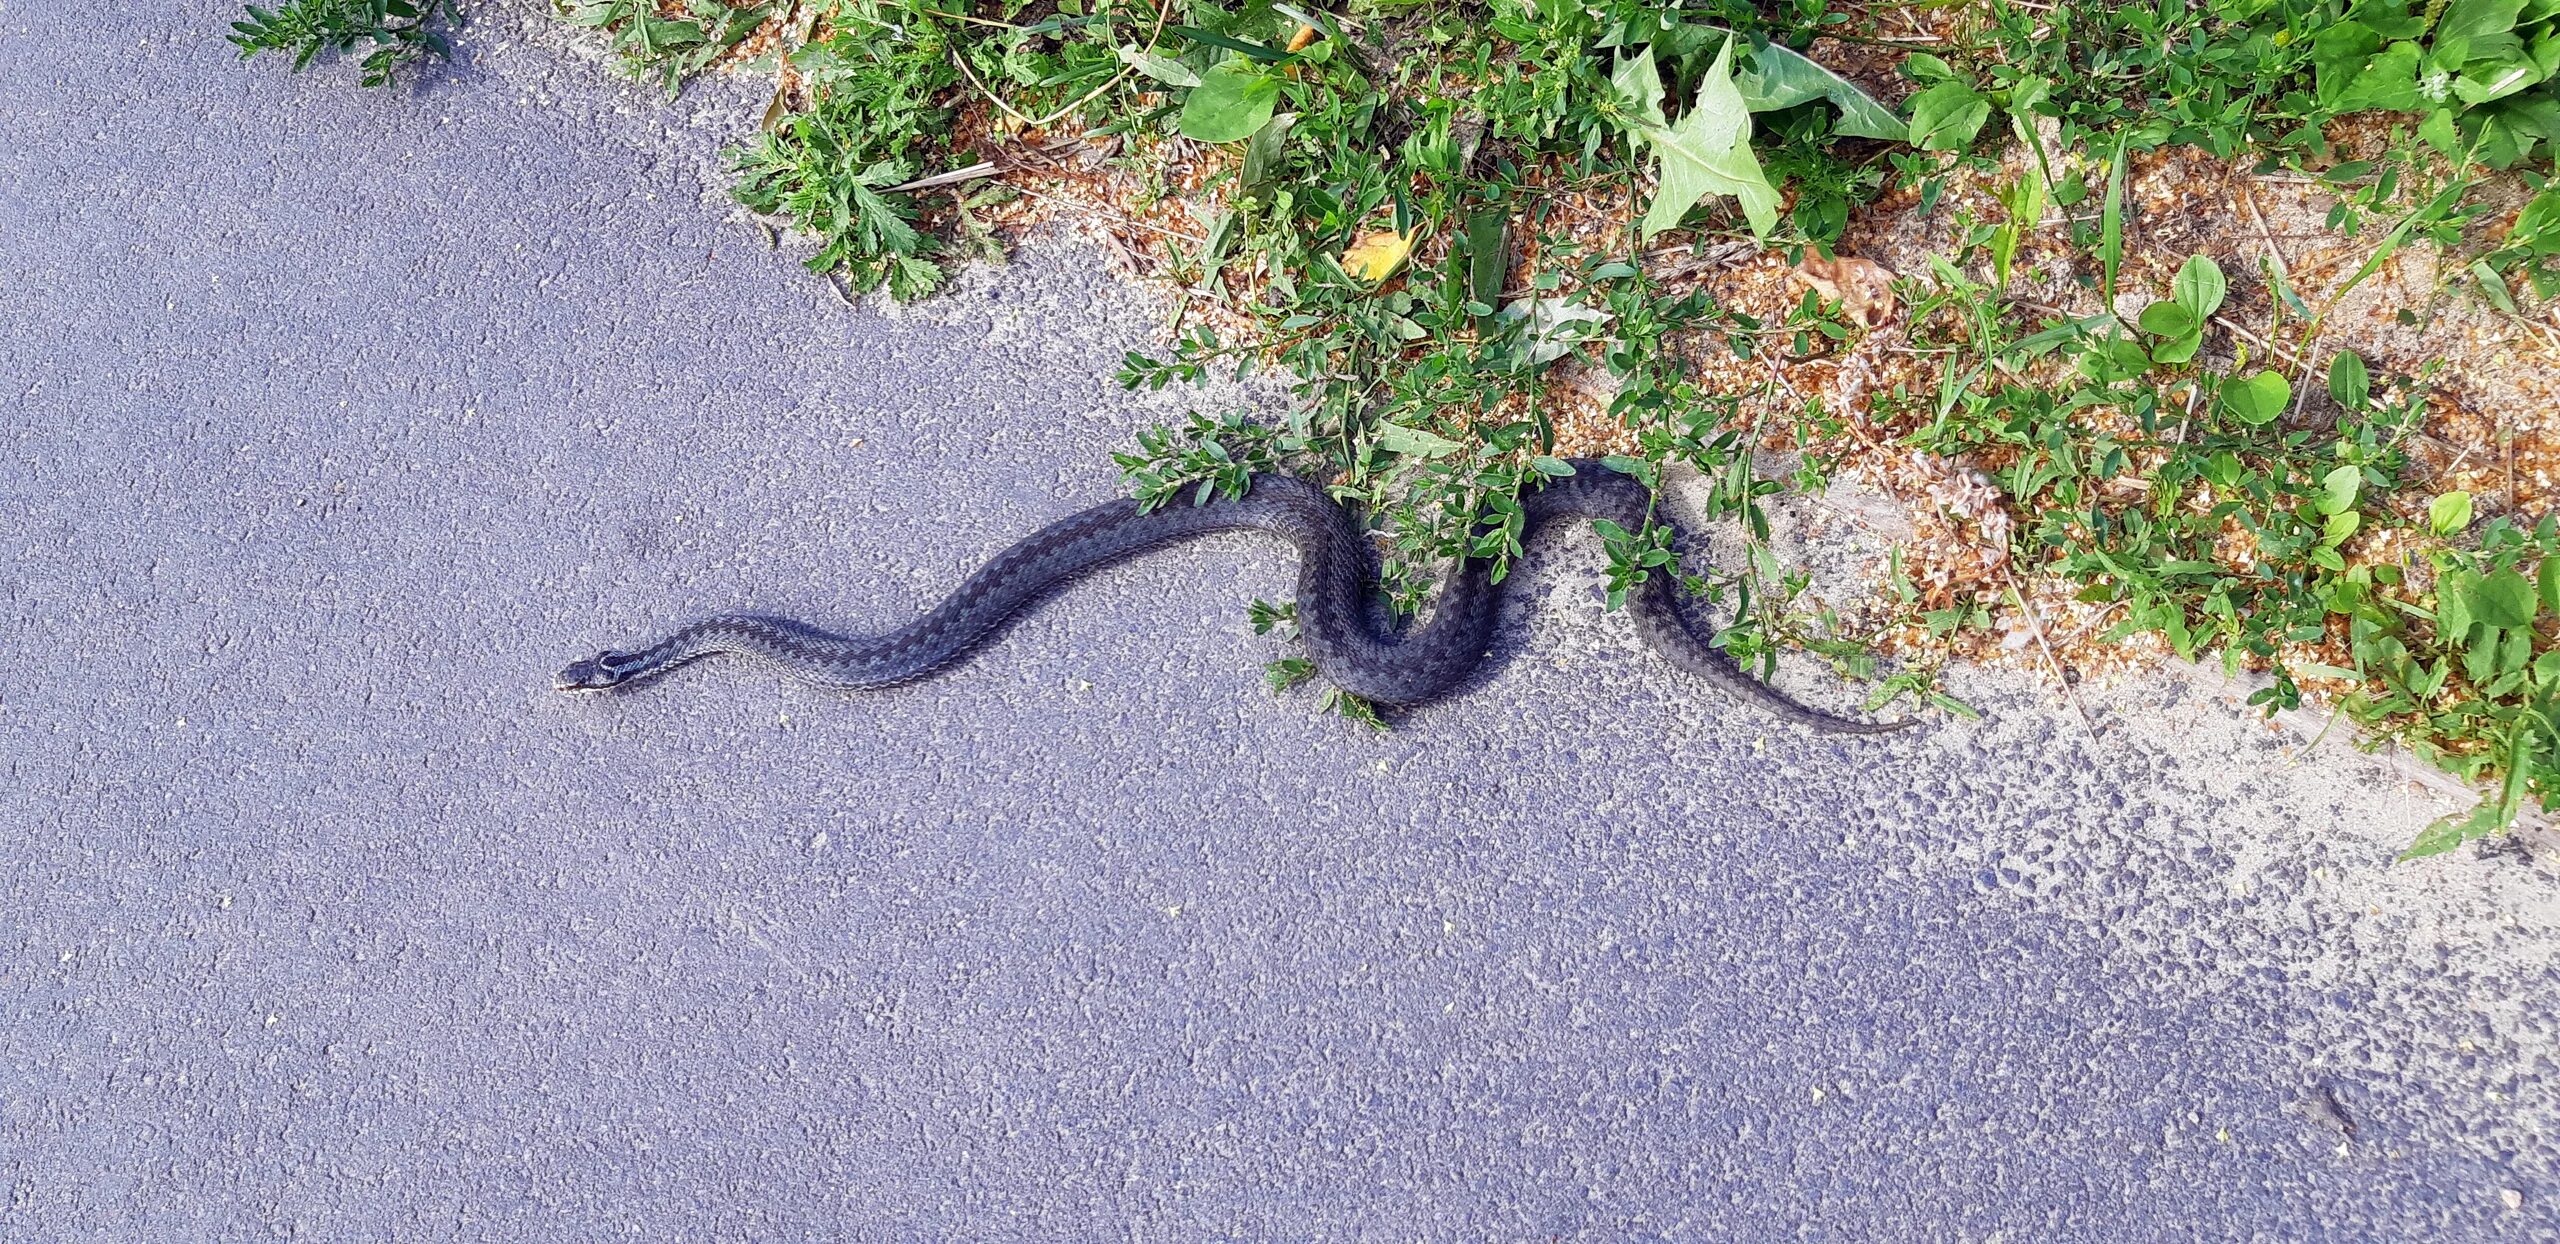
(555, 459, 1909, 733)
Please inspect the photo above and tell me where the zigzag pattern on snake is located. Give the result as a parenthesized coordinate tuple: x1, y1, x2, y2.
(555, 459, 1909, 734)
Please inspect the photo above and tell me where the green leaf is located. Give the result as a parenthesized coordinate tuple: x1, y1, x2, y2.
(1118, 43, 1200, 87)
(1495, 297, 1614, 368)
(2440, 569, 2480, 639)
(1612, 48, 1666, 129)
(2403, 713, 2534, 859)
(2313, 21, 2385, 102)
(2474, 567, 2541, 627)
(2473, 259, 2520, 312)
(2509, 185, 2560, 254)
(2439, 0, 2527, 53)
(2337, 41, 2427, 112)
(2542, 554, 2560, 614)
(1239, 111, 1298, 193)
(1528, 456, 1576, 477)
(1167, 25, 1288, 62)
(1729, 37, 1907, 140)
(2319, 464, 2363, 516)
(2432, 490, 2476, 536)
(2099, 135, 2128, 300)
(1375, 421, 1463, 458)
(2222, 370, 2292, 424)
(2402, 798, 2507, 858)
(2419, 107, 2466, 159)
(2138, 300, 2198, 339)
(2324, 509, 2363, 545)
(1598, 454, 1656, 486)
(1465, 208, 1509, 314)
(2329, 350, 2372, 410)
(1907, 79, 1992, 151)
(1632, 40, 1780, 238)
(2150, 331, 2202, 365)
(1178, 60, 1281, 143)
(2172, 254, 2227, 320)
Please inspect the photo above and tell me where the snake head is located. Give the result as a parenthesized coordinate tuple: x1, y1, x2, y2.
(554, 648, 649, 693)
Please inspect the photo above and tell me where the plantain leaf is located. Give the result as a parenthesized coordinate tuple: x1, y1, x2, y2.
(1179, 59, 1280, 143)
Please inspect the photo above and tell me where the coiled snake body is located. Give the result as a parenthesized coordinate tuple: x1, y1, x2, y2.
(556, 460, 1906, 733)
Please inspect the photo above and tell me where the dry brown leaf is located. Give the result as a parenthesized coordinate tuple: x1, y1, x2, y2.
(1793, 253, 1898, 329)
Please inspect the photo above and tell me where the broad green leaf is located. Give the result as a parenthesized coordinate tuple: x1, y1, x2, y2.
(2312, 21, 2384, 102)
(2474, 567, 2540, 627)
(1118, 43, 1200, 87)
(1730, 37, 1906, 140)
(1908, 80, 1991, 151)
(2173, 254, 2227, 320)
(2324, 510, 2363, 545)
(2336, 41, 2426, 112)
(2151, 332, 2203, 365)
(2137, 300, 2198, 339)
(2542, 554, 2560, 613)
(2455, 57, 2547, 106)
(2329, 350, 2372, 410)
(2319, 464, 2363, 516)
(2222, 370, 2291, 424)
(1239, 111, 1298, 193)
(2430, 490, 2475, 536)
(2419, 108, 2465, 159)
(2440, 569, 2479, 639)
(1375, 421, 1462, 458)
(1633, 40, 1780, 238)
(1178, 60, 1280, 143)
(2439, 0, 2528, 53)
(1612, 48, 1666, 129)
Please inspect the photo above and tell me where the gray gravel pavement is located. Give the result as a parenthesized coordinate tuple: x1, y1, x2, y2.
(4, 4, 2557, 1240)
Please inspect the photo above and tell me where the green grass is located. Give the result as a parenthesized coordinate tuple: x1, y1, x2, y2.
(236, 0, 2560, 857)
(229, 0, 452, 86)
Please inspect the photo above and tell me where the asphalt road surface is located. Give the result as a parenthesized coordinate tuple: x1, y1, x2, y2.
(4, 4, 2556, 1240)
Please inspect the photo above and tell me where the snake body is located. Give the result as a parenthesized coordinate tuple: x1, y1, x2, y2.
(556, 460, 1907, 733)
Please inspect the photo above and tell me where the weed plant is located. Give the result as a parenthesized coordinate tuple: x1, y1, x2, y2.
(234, 0, 2560, 855)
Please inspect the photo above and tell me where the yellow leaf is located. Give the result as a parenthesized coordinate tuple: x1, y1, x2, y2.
(1341, 229, 1414, 283)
